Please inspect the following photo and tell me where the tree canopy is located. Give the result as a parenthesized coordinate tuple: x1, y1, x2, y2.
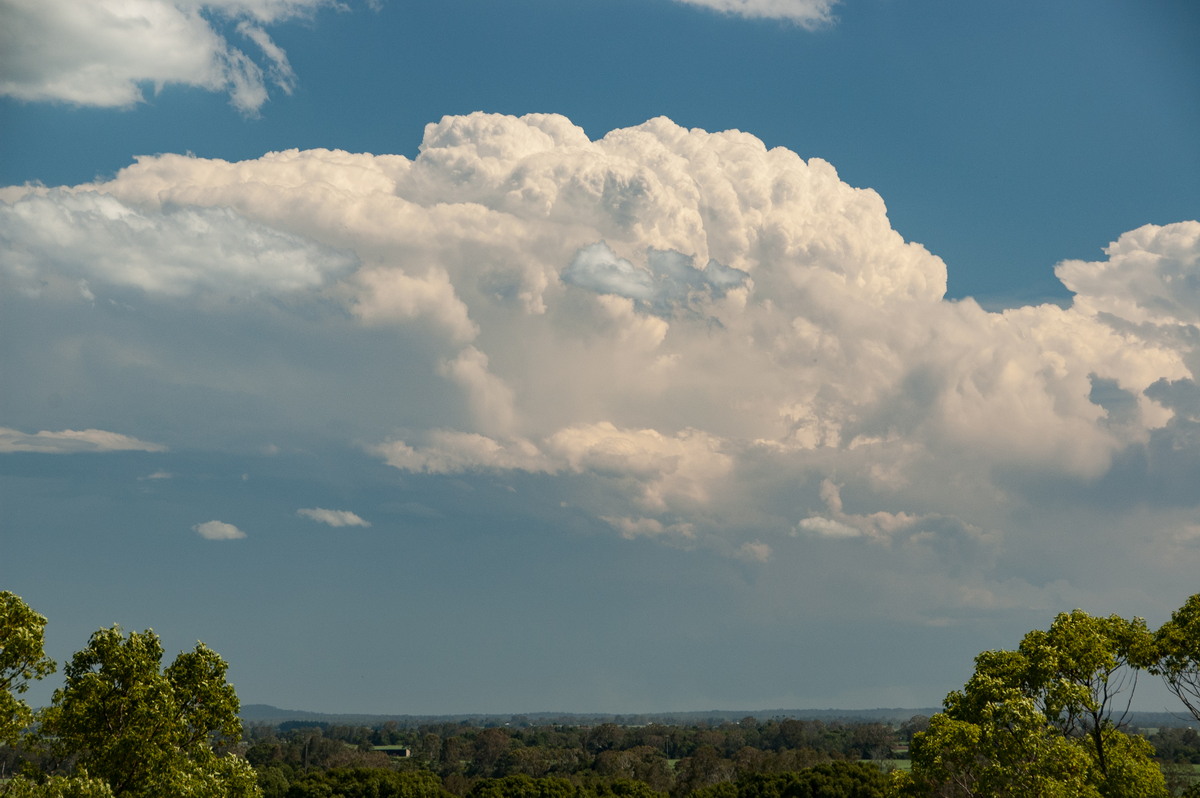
(36, 625, 259, 797)
(898, 609, 1169, 798)
(1154, 593, 1200, 723)
(0, 591, 55, 745)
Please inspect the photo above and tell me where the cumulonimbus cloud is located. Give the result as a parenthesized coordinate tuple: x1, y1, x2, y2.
(0, 0, 338, 113)
(3, 111, 1199, 576)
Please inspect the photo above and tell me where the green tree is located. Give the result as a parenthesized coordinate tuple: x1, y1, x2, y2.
(901, 609, 1167, 798)
(901, 693, 1102, 797)
(1153, 593, 1200, 722)
(0, 591, 56, 745)
(280, 768, 452, 798)
(945, 611, 1157, 777)
(592, 779, 668, 798)
(3, 774, 116, 798)
(37, 625, 259, 798)
(718, 764, 890, 798)
(672, 746, 734, 797)
(592, 746, 672, 791)
(467, 774, 582, 798)
(1012, 610, 1157, 777)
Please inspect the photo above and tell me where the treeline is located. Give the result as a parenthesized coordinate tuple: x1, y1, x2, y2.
(240, 709, 1200, 798)
(244, 763, 896, 798)
(241, 716, 919, 797)
(4, 590, 1200, 797)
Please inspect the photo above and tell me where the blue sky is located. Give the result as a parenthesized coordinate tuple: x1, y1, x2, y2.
(2, 0, 1199, 715)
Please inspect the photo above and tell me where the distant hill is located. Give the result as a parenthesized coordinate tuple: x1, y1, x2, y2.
(239, 704, 1200, 730)
(239, 704, 941, 727)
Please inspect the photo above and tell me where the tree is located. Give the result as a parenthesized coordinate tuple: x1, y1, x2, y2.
(279, 768, 452, 798)
(592, 779, 669, 798)
(672, 746, 735, 797)
(2, 774, 116, 798)
(902, 692, 1103, 798)
(900, 609, 1167, 798)
(1153, 593, 1200, 722)
(0, 591, 56, 745)
(467, 774, 582, 798)
(714, 764, 890, 798)
(1012, 610, 1157, 777)
(36, 625, 259, 798)
(941, 611, 1157, 780)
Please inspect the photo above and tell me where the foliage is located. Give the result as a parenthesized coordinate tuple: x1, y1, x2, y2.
(36, 625, 259, 798)
(900, 609, 1168, 798)
(270, 767, 452, 798)
(591, 778, 668, 798)
(468, 775, 583, 798)
(0, 592, 56, 745)
(696, 763, 891, 798)
(2, 773, 115, 798)
(1153, 593, 1200, 723)
(899, 696, 1100, 798)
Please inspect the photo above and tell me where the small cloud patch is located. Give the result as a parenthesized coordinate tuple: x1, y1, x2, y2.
(735, 541, 772, 563)
(297, 508, 371, 527)
(193, 520, 246, 540)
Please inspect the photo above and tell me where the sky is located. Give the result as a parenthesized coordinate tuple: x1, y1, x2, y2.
(1, 0, 1199, 717)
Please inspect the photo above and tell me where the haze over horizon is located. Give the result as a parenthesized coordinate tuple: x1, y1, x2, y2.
(2, 0, 1200, 717)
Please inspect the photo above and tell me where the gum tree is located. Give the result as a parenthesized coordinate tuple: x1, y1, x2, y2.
(0, 591, 56, 745)
(37, 626, 259, 798)
(1154, 593, 1200, 722)
(900, 609, 1167, 797)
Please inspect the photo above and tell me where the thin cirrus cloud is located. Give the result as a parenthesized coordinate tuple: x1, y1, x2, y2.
(296, 508, 371, 527)
(671, 0, 839, 26)
(0, 427, 167, 454)
(192, 520, 247, 540)
(3, 111, 1200, 616)
(0, 0, 339, 114)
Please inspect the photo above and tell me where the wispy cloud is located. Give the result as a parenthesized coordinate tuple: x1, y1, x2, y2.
(192, 520, 246, 540)
(602, 515, 697, 541)
(670, 0, 839, 27)
(297, 508, 371, 528)
(0, 427, 167, 454)
(0, 0, 344, 113)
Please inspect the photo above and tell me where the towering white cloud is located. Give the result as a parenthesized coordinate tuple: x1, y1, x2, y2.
(3, 112, 1199, 593)
(1056, 221, 1200, 327)
(0, 0, 338, 113)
